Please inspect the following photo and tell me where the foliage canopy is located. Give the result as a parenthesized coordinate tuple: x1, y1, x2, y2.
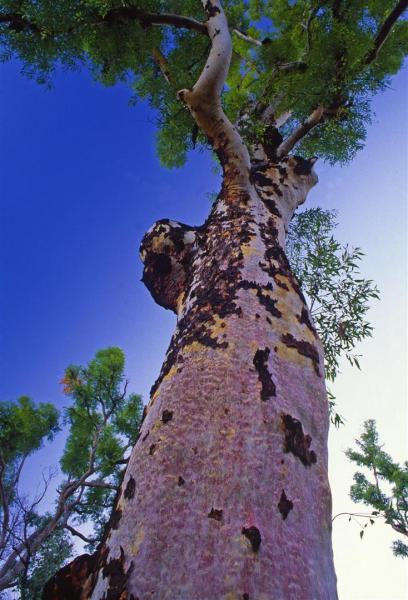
(1, 0, 407, 166)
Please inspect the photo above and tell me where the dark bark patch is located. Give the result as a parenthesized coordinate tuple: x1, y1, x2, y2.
(162, 409, 173, 424)
(242, 526, 261, 552)
(253, 348, 276, 400)
(205, 1, 221, 17)
(293, 156, 315, 176)
(256, 287, 282, 318)
(250, 164, 284, 198)
(238, 280, 282, 318)
(208, 508, 223, 521)
(299, 307, 317, 336)
(42, 552, 97, 600)
(110, 507, 122, 530)
(124, 476, 136, 500)
(282, 414, 317, 467)
(178, 476, 185, 486)
(281, 333, 320, 376)
(141, 431, 149, 442)
(149, 444, 157, 456)
(102, 546, 134, 600)
(278, 490, 294, 520)
(140, 405, 147, 425)
(243, 594, 250, 600)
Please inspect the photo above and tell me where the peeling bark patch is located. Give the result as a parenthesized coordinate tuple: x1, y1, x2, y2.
(238, 281, 282, 318)
(124, 476, 136, 500)
(162, 409, 173, 423)
(205, 1, 221, 17)
(281, 333, 320, 376)
(178, 476, 185, 486)
(242, 526, 261, 552)
(149, 444, 157, 456)
(278, 490, 294, 520)
(102, 546, 134, 600)
(110, 508, 122, 530)
(250, 163, 284, 201)
(299, 306, 317, 336)
(42, 552, 97, 599)
(208, 508, 223, 521)
(293, 156, 315, 176)
(282, 414, 317, 467)
(253, 348, 276, 400)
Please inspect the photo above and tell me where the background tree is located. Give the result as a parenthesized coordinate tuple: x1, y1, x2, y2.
(0, 348, 143, 593)
(16, 521, 73, 600)
(343, 420, 408, 557)
(0, 396, 60, 595)
(1, 1, 407, 598)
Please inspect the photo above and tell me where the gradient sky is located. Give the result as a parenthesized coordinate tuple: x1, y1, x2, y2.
(0, 56, 407, 599)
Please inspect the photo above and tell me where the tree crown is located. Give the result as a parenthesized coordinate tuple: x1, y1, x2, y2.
(1, 0, 407, 166)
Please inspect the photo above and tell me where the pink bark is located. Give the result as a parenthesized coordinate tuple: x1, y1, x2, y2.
(88, 157, 338, 599)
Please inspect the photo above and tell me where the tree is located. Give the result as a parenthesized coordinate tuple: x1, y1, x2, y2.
(0, 348, 143, 593)
(1, 1, 407, 598)
(344, 420, 408, 558)
(16, 521, 73, 600)
(0, 396, 60, 594)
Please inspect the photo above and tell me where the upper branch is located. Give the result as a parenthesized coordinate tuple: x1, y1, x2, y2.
(276, 106, 326, 158)
(0, 8, 208, 37)
(178, 1, 251, 189)
(364, 0, 408, 65)
(102, 8, 208, 36)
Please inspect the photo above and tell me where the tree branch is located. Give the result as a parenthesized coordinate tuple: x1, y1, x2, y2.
(81, 480, 118, 491)
(364, 0, 408, 66)
(232, 28, 262, 46)
(0, 8, 208, 37)
(276, 106, 326, 157)
(64, 524, 95, 544)
(102, 8, 208, 36)
(177, 1, 251, 188)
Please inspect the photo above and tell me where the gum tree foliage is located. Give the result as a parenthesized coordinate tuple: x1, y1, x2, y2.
(0, 1, 407, 167)
(0, 348, 143, 594)
(345, 420, 408, 558)
(286, 208, 379, 425)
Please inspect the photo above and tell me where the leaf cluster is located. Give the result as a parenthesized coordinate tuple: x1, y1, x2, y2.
(286, 207, 379, 425)
(0, 396, 59, 505)
(60, 347, 143, 548)
(346, 420, 408, 557)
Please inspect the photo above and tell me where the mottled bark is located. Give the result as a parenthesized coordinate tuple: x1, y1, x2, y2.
(80, 155, 337, 600)
(43, 2, 338, 598)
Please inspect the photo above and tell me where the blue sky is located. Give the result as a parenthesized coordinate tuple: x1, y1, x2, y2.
(0, 59, 407, 598)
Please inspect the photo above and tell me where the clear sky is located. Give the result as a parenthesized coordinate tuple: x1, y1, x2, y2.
(0, 57, 407, 599)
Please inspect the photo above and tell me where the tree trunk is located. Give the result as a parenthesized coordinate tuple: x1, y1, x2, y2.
(88, 156, 338, 599)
